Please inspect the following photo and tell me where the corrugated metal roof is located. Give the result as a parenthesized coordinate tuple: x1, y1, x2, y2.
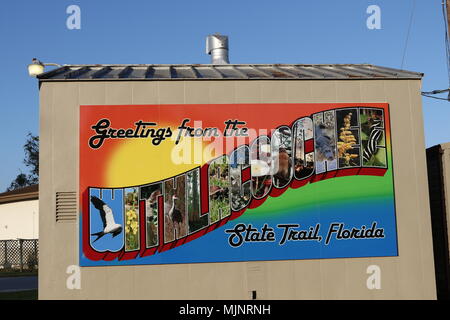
(37, 64, 423, 81)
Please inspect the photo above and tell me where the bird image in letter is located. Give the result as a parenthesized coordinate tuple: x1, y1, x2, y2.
(90, 196, 123, 243)
(315, 124, 335, 161)
(168, 195, 183, 236)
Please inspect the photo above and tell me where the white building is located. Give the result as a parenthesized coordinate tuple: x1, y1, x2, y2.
(0, 185, 38, 240)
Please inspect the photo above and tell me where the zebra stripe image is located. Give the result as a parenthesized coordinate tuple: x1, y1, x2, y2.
(363, 119, 383, 163)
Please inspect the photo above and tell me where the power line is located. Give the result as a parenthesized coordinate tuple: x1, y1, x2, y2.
(401, 0, 416, 69)
(422, 88, 450, 94)
(442, 0, 450, 86)
(421, 93, 450, 100)
(421, 1, 450, 101)
(421, 88, 450, 101)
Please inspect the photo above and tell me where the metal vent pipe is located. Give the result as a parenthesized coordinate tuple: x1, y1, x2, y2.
(206, 34, 229, 64)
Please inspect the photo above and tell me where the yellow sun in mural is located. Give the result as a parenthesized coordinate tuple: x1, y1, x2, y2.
(105, 130, 217, 187)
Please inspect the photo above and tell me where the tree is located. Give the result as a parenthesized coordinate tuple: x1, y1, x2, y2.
(6, 133, 39, 191)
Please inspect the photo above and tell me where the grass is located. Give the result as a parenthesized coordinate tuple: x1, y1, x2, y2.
(0, 270, 37, 278)
(0, 289, 37, 300)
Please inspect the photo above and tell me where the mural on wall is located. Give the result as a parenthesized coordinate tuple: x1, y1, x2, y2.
(79, 103, 397, 266)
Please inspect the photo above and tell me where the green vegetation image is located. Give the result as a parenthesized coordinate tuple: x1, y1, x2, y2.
(187, 169, 208, 233)
(209, 157, 230, 223)
(125, 188, 139, 250)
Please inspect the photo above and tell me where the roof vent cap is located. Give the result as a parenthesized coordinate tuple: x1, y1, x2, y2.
(206, 34, 229, 64)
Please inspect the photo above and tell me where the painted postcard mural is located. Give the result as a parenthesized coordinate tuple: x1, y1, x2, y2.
(79, 103, 398, 266)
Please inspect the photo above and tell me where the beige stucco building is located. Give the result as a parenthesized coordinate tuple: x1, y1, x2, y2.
(0, 185, 39, 240)
(37, 64, 437, 300)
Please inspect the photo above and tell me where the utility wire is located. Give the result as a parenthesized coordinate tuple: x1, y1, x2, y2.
(421, 88, 450, 100)
(421, 1, 450, 101)
(442, 0, 450, 90)
(421, 93, 450, 100)
(401, 0, 416, 69)
(422, 88, 450, 94)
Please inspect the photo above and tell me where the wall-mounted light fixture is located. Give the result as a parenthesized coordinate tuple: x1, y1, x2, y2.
(28, 58, 62, 77)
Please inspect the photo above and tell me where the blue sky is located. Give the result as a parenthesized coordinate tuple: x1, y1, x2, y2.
(0, 0, 449, 191)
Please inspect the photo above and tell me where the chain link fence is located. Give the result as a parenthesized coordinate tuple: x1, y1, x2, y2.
(0, 239, 38, 272)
